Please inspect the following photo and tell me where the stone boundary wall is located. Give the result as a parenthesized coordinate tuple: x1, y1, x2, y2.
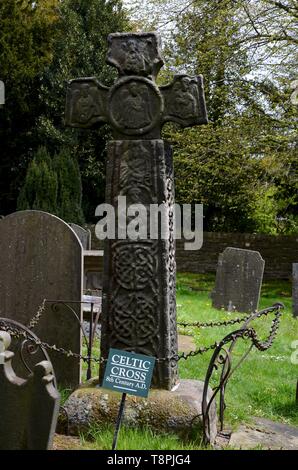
(86, 226, 298, 280)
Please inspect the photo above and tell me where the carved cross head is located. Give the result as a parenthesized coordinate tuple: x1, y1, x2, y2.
(65, 32, 208, 139)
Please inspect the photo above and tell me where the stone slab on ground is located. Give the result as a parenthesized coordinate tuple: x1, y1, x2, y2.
(59, 378, 217, 444)
(229, 417, 298, 450)
(178, 334, 196, 353)
(52, 435, 81, 450)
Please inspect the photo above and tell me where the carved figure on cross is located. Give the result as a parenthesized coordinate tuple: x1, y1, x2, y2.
(65, 32, 207, 137)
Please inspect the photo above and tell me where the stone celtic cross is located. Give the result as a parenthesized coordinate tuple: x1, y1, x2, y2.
(65, 32, 208, 390)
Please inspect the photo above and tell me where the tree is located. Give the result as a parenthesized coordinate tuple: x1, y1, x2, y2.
(0, 0, 59, 214)
(36, 0, 131, 221)
(17, 146, 58, 214)
(130, 0, 297, 233)
(53, 148, 84, 224)
(18, 145, 84, 224)
(0, 0, 130, 220)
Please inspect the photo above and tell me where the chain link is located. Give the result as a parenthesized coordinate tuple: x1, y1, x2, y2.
(0, 303, 283, 366)
(177, 315, 251, 329)
(26, 299, 47, 330)
(0, 320, 101, 364)
(177, 303, 282, 329)
(177, 303, 283, 361)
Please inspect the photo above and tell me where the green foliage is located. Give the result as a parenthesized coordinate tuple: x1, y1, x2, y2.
(0, 0, 130, 219)
(249, 186, 279, 235)
(79, 425, 201, 450)
(18, 146, 84, 224)
(130, 0, 297, 234)
(165, 122, 263, 232)
(175, 273, 297, 428)
(17, 147, 58, 213)
(0, 0, 59, 214)
(162, 0, 298, 233)
(1, 0, 296, 232)
(36, 0, 131, 221)
(53, 148, 84, 224)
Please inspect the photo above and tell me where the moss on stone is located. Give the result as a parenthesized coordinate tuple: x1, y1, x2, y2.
(62, 379, 217, 443)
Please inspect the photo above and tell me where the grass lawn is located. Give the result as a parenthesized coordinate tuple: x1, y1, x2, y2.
(176, 273, 297, 429)
(71, 273, 298, 450)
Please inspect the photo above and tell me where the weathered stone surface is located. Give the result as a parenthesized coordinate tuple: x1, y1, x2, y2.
(60, 379, 217, 444)
(84, 250, 104, 293)
(0, 331, 60, 450)
(211, 247, 265, 313)
(293, 263, 298, 318)
(0, 210, 83, 387)
(178, 335, 196, 353)
(69, 223, 91, 250)
(100, 140, 178, 389)
(106, 32, 164, 80)
(65, 32, 208, 391)
(53, 434, 81, 450)
(229, 418, 298, 450)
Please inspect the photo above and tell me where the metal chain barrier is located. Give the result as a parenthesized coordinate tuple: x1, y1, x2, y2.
(177, 304, 281, 329)
(177, 315, 251, 329)
(0, 320, 101, 365)
(1, 300, 283, 448)
(177, 303, 283, 360)
(0, 303, 284, 366)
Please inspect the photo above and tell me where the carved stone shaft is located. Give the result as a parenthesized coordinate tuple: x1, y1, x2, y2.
(100, 140, 178, 389)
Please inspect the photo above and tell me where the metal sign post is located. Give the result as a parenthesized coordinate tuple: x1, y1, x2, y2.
(102, 348, 156, 450)
(112, 392, 127, 451)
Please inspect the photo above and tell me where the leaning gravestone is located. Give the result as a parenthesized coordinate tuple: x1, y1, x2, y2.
(293, 263, 298, 318)
(0, 210, 83, 387)
(0, 331, 60, 450)
(211, 247, 265, 313)
(69, 223, 91, 250)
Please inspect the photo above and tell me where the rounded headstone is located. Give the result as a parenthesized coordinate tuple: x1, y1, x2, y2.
(0, 210, 83, 387)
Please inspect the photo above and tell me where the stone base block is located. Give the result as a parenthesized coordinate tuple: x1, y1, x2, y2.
(59, 379, 217, 445)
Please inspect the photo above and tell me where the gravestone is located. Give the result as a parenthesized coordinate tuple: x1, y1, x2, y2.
(0, 331, 60, 450)
(69, 223, 91, 250)
(84, 249, 104, 294)
(0, 210, 83, 387)
(65, 32, 208, 389)
(293, 263, 298, 318)
(211, 247, 265, 313)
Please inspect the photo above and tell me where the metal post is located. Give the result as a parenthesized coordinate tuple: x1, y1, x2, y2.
(112, 393, 127, 450)
(86, 302, 94, 380)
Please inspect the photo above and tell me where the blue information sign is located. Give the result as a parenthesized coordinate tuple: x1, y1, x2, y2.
(102, 349, 155, 398)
